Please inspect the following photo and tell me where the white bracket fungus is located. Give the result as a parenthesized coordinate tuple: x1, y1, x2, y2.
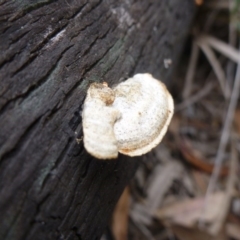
(82, 73, 174, 159)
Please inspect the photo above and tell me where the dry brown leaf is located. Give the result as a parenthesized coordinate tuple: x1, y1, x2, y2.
(171, 225, 227, 240)
(112, 187, 130, 240)
(156, 192, 225, 227)
(179, 137, 229, 176)
(234, 108, 240, 135)
(192, 170, 209, 194)
(226, 223, 240, 240)
(195, 0, 204, 6)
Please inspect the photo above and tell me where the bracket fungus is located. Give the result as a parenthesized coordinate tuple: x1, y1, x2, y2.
(82, 73, 174, 159)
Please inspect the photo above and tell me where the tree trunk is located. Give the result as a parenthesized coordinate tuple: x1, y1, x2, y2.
(0, 0, 195, 239)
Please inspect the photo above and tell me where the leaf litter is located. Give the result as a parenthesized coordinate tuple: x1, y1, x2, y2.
(103, 1, 240, 240)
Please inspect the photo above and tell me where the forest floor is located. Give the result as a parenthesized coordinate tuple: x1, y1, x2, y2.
(106, 1, 240, 240)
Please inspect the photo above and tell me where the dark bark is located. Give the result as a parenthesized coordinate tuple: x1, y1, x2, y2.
(0, 0, 195, 239)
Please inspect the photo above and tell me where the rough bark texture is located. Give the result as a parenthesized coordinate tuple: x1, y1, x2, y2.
(0, 0, 195, 239)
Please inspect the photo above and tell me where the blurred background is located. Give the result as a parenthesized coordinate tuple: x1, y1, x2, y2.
(104, 0, 240, 239)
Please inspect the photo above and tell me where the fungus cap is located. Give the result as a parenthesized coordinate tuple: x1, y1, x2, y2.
(82, 73, 174, 159)
(113, 73, 174, 156)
